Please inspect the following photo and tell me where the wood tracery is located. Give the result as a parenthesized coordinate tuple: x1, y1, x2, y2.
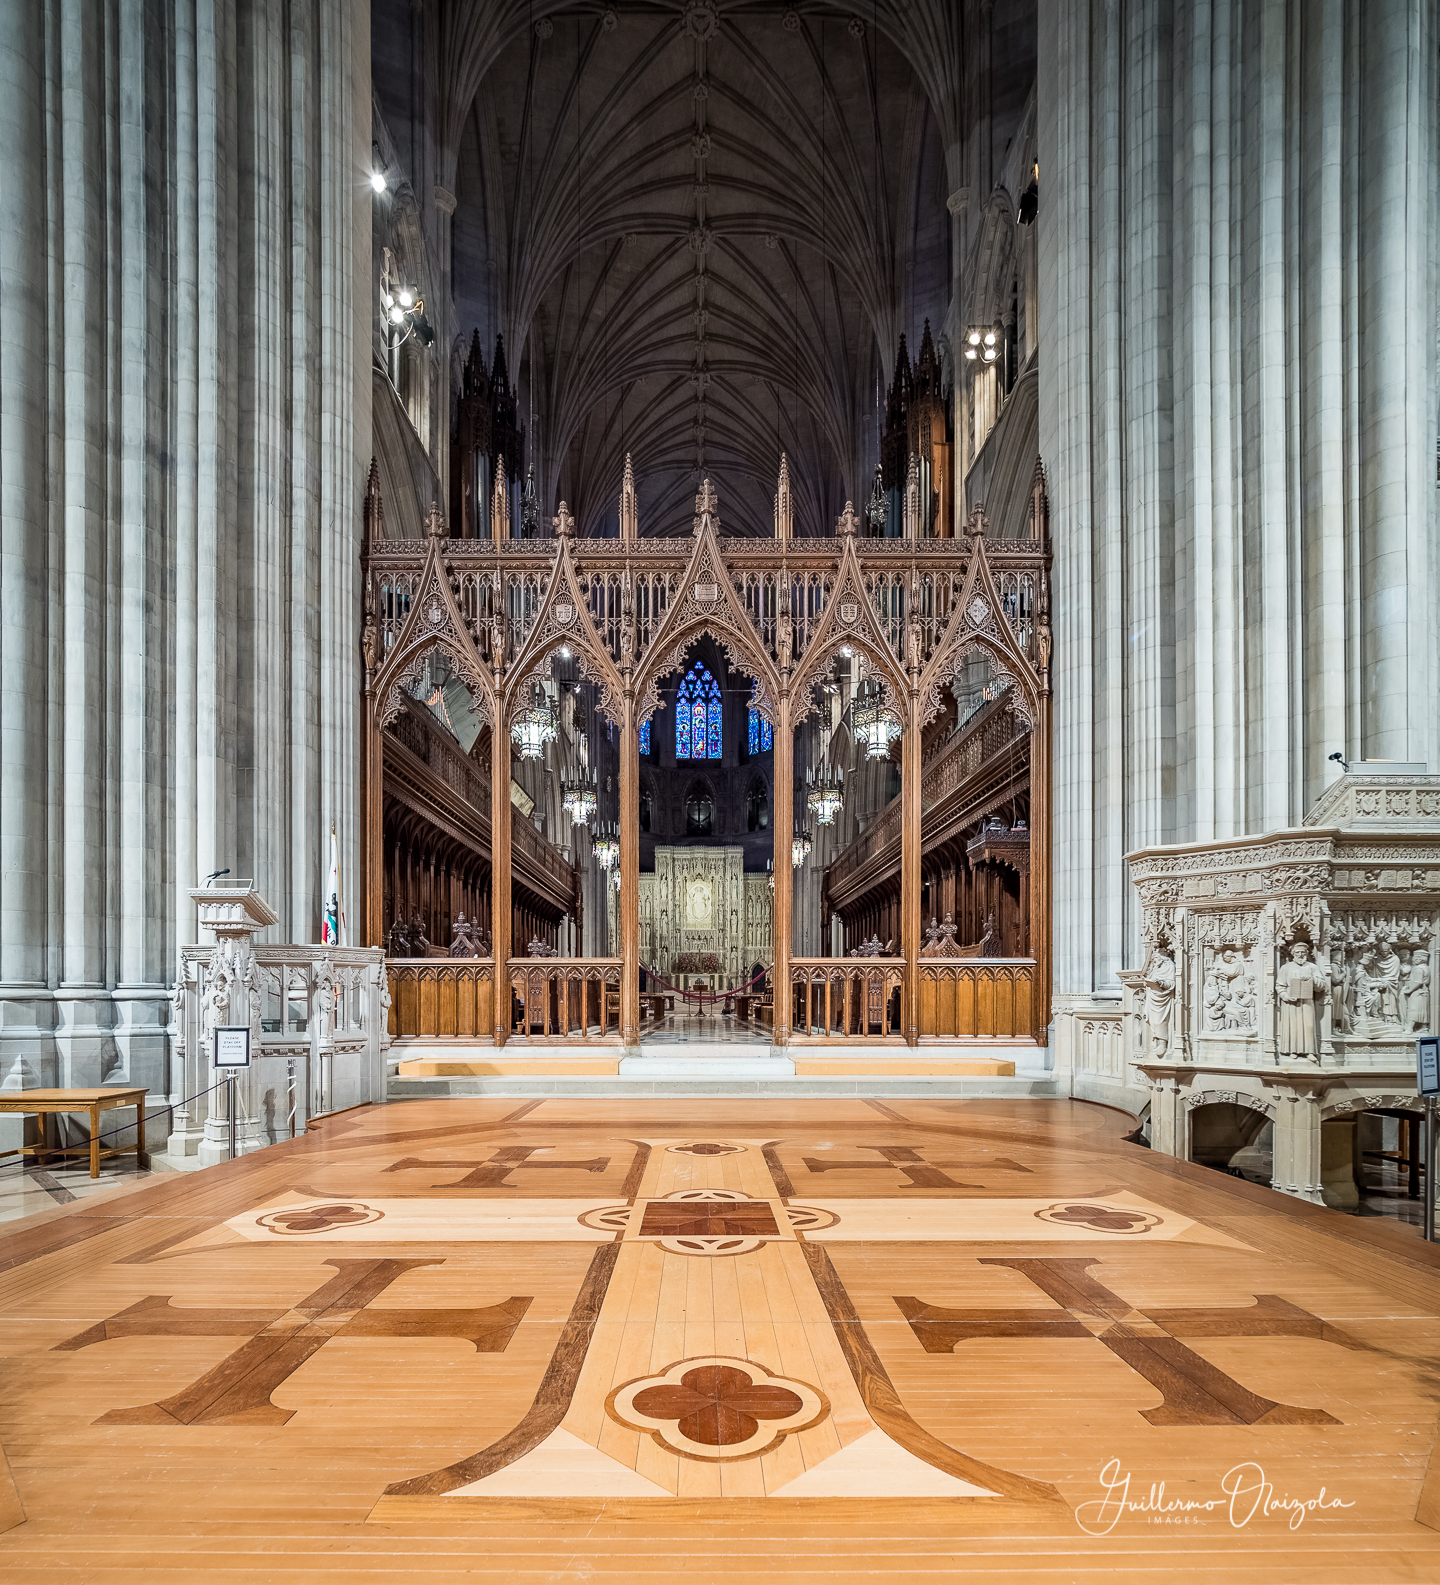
(361, 460, 1052, 1047)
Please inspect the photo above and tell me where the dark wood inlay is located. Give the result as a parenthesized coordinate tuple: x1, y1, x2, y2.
(761, 1144, 795, 1198)
(898, 1258, 1358, 1427)
(384, 1144, 610, 1189)
(620, 1142, 651, 1201)
(383, 1241, 621, 1497)
(801, 1244, 1063, 1505)
(801, 1144, 982, 1190)
(632, 1366, 803, 1447)
(638, 1202, 780, 1238)
(58, 1258, 530, 1427)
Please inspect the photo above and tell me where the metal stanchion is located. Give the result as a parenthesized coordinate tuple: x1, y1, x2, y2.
(227, 1075, 237, 1162)
(287, 1058, 296, 1139)
(1425, 1098, 1437, 1245)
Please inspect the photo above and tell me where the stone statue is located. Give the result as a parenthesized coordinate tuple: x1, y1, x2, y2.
(1142, 945, 1176, 1058)
(1203, 967, 1227, 1031)
(1228, 971, 1255, 1030)
(1404, 952, 1431, 1031)
(1370, 941, 1403, 1025)
(1275, 942, 1330, 1062)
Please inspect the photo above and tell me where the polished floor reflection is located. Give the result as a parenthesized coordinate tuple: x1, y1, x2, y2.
(1, 1096, 1437, 1580)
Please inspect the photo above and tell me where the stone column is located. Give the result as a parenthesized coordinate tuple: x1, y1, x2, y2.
(1270, 1085, 1325, 1204)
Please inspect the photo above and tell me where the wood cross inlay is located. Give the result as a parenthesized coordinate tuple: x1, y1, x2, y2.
(384, 1144, 611, 1188)
(800, 1144, 987, 1189)
(896, 1257, 1369, 1427)
(55, 1258, 532, 1426)
(638, 1201, 780, 1238)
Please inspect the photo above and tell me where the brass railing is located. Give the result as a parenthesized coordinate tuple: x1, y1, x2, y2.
(791, 958, 905, 1040)
(508, 957, 622, 1040)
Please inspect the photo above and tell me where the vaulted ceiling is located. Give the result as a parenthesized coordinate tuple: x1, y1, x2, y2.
(380, 2, 963, 537)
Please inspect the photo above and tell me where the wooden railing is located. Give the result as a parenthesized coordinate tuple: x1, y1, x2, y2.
(791, 959, 905, 1040)
(508, 958, 622, 1040)
(919, 959, 1036, 1040)
(387, 959, 495, 1039)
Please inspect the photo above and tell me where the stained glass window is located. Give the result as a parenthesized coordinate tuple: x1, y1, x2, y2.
(747, 706, 773, 755)
(675, 664, 721, 759)
(638, 717, 651, 756)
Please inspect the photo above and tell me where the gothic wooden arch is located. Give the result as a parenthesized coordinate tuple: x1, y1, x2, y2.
(501, 506, 624, 725)
(787, 517, 911, 715)
(632, 480, 781, 726)
(370, 516, 496, 731)
(917, 514, 1046, 730)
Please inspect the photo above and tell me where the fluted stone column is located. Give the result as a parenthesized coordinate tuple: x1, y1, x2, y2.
(0, 0, 371, 1149)
(1039, 0, 1439, 1011)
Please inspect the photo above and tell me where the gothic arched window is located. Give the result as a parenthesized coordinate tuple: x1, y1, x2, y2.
(638, 716, 651, 756)
(675, 663, 722, 760)
(747, 706, 773, 755)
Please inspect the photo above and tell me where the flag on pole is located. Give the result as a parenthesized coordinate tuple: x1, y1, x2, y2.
(323, 824, 347, 946)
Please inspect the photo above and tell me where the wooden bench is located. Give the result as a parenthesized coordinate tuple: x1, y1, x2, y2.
(0, 1088, 151, 1179)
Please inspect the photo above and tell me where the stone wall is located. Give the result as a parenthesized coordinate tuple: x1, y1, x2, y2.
(0, 0, 371, 1108)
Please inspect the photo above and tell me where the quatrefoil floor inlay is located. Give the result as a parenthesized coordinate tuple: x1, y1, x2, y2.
(1033, 1201, 1163, 1234)
(608, 1356, 828, 1461)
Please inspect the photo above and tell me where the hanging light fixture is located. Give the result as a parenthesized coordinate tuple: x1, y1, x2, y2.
(851, 681, 900, 761)
(511, 684, 558, 761)
(521, 465, 540, 536)
(766, 857, 775, 892)
(865, 461, 886, 534)
(594, 822, 620, 871)
(791, 825, 812, 868)
(561, 768, 597, 826)
(805, 762, 845, 826)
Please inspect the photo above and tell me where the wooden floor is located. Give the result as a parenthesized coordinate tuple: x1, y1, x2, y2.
(1, 1097, 1438, 1581)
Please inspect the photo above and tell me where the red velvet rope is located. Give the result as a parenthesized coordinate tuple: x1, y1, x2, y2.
(639, 963, 771, 1004)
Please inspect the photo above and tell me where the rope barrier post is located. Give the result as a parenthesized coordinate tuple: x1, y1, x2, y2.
(227, 1075, 237, 1163)
(287, 1058, 296, 1139)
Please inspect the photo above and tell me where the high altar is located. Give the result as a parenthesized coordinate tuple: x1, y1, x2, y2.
(611, 847, 773, 986)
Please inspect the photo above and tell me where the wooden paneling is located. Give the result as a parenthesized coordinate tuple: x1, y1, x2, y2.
(387, 961, 494, 1039)
(919, 960, 1037, 1040)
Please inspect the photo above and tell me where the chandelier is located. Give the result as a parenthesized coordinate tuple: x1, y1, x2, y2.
(766, 858, 775, 892)
(805, 762, 845, 826)
(521, 466, 540, 536)
(865, 462, 886, 534)
(851, 682, 900, 761)
(791, 826, 812, 868)
(561, 769, 597, 826)
(593, 822, 620, 871)
(511, 685, 557, 761)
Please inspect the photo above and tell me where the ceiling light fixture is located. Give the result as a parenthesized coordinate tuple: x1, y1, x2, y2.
(791, 826, 813, 868)
(805, 762, 845, 826)
(511, 684, 558, 761)
(851, 681, 900, 761)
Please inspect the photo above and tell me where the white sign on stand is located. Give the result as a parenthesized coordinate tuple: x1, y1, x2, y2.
(213, 1027, 252, 1070)
(1418, 1036, 1439, 1098)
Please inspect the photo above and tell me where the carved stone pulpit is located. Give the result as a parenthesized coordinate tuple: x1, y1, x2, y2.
(187, 881, 277, 1166)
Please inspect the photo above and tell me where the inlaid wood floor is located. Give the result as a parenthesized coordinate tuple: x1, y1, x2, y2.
(1, 1096, 1438, 1581)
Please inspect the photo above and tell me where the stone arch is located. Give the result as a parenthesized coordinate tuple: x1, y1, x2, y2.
(1183, 1089, 1275, 1181)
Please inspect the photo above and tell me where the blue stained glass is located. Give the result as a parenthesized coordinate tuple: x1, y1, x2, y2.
(748, 710, 758, 755)
(748, 706, 772, 753)
(675, 663, 722, 759)
(638, 717, 651, 756)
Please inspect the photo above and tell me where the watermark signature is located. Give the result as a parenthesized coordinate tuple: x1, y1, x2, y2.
(1075, 1458, 1354, 1535)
